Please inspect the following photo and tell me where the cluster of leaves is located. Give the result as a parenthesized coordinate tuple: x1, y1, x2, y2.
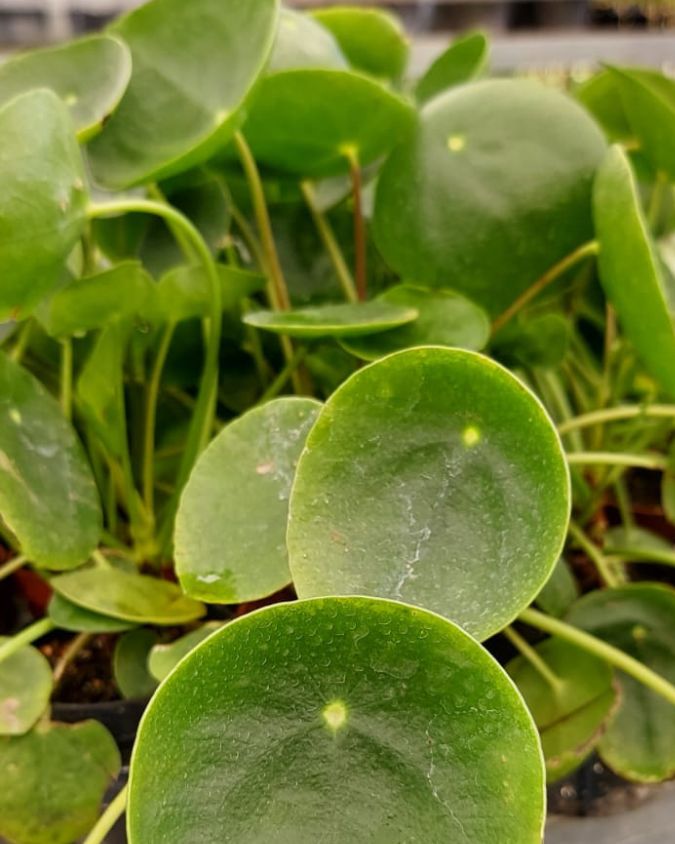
(0, 1, 674, 842)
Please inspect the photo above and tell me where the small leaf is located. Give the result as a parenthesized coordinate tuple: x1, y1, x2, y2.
(415, 31, 488, 104)
(176, 398, 321, 603)
(113, 628, 159, 700)
(0, 352, 101, 569)
(48, 593, 136, 634)
(288, 347, 570, 641)
(268, 8, 347, 74)
(128, 598, 545, 843)
(535, 558, 579, 618)
(0, 89, 88, 320)
(148, 623, 222, 682)
(575, 69, 632, 142)
(88, 0, 280, 188)
(507, 637, 617, 782)
(0, 640, 52, 736)
(0, 719, 120, 844)
(566, 583, 675, 782)
(50, 566, 205, 625)
(243, 301, 417, 339)
(243, 68, 415, 177)
(593, 145, 675, 398)
(341, 284, 489, 360)
(311, 6, 409, 81)
(0, 35, 131, 141)
(374, 79, 606, 315)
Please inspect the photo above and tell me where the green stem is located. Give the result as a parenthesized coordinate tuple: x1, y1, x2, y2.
(143, 323, 175, 515)
(492, 240, 599, 334)
(147, 184, 198, 263)
(0, 554, 27, 582)
(609, 546, 675, 568)
(60, 338, 73, 422)
(300, 181, 358, 303)
(567, 451, 668, 471)
(648, 170, 668, 231)
(558, 404, 675, 436)
(344, 148, 367, 301)
(82, 784, 128, 844)
(504, 625, 564, 694)
(535, 370, 584, 453)
(9, 319, 32, 363)
(257, 347, 308, 404)
(519, 607, 675, 707)
(568, 520, 622, 588)
(88, 199, 222, 545)
(0, 618, 55, 665)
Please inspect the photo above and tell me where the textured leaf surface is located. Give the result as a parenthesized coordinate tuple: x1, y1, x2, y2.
(128, 598, 545, 843)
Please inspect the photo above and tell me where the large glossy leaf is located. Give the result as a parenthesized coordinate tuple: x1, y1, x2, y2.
(51, 566, 205, 625)
(38, 261, 155, 338)
(0, 720, 120, 844)
(288, 348, 570, 640)
(608, 65, 675, 180)
(48, 593, 136, 634)
(566, 583, 675, 782)
(0, 640, 52, 736)
(311, 6, 409, 81)
(0, 352, 101, 569)
(373, 79, 606, 315)
(507, 637, 617, 782)
(148, 622, 222, 682)
(128, 597, 545, 843)
(415, 31, 488, 104)
(88, 0, 279, 188)
(243, 301, 417, 339)
(268, 8, 347, 73)
(341, 284, 489, 360)
(593, 145, 675, 398)
(0, 89, 87, 320)
(175, 398, 321, 602)
(0, 35, 131, 141)
(114, 628, 159, 700)
(243, 68, 414, 177)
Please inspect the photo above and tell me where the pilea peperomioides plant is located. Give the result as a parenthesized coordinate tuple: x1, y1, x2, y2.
(0, 2, 674, 843)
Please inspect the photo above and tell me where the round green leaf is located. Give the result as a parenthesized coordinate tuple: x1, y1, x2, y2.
(128, 597, 545, 843)
(175, 398, 321, 602)
(243, 68, 414, 177)
(507, 637, 617, 782)
(48, 593, 136, 634)
(311, 6, 409, 81)
(288, 347, 570, 640)
(243, 301, 418, 339)
(566, 583, 675, 782)
(0, 352, 101, 570)
(148, 622, 222, 682)
(269, 8, 347, 73)
(0, 35, 131, 142)
(415, 31, 488, 105)
(608, 66, 675, 180)
(341, 284, 489, 360)
(0, 640, 52, 736)
(0, 719, 120, 844)
(0, 89, 88, 321)
(373, 79, 606, 315)
(114, 629, 159, 700)
(593, 145, 675, 398)
(50, 566, 205, 626)
(88, 0, 280, 188)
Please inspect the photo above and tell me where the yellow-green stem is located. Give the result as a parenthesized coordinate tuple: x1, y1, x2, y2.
(558, 404, 675, 435)
(0, 554, 27, 582)
(82, 784, 128, 844)
(504, 625, 564, 694)
(568, 520, 622, 588)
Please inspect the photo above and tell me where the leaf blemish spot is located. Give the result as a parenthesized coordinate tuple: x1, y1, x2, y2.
(462, 425, 481, 447)
(447, 134, 466, 153)
(322, 699, 348, 732)
(256, 461, 275, 475)
(9, 408, 21, 425)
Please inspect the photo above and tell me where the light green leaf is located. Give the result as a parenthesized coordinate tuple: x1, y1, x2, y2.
(0, 720, 120, 844)
(288, 347, 570, 641)
(268, 9, 347, 73)
(0, 352, 101, 570)
(0, 35, 131, 141)
(128, 598, 545, 843)
(415, 31, 488, 104)
(0, 640, 52, 736)
(374, 79, 606, 315)
(176, 398, 321, 602)
(89, 0, 280, 188)
(243, 301, 418, 339)
(593, 145, 675, 398)
(148, 622, 222, 682)
(0, 89, 87, 320)
(48, 593, 136, 634)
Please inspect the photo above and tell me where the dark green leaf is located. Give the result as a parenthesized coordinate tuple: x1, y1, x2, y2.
(535, 558, 579, 618)
(113, 628, 159, 700)
(48, 593, 136, 634)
